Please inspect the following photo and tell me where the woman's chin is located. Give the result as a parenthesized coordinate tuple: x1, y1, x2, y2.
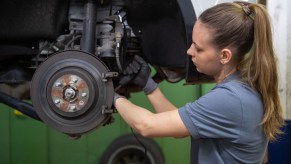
(196, 68, 202, 73)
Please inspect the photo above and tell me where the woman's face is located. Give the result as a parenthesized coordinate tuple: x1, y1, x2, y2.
(187, 20, 222, 76)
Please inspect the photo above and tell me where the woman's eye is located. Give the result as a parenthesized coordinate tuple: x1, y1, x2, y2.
(195, 47, 202, 52)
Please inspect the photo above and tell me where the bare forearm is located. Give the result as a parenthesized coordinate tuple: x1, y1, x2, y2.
(147, 87, 178, 113)
(115, 97, 154, 135)
(115, 96, 189, 138)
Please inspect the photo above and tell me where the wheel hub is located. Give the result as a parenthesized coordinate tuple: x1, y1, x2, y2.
(51, 74, 89, 114)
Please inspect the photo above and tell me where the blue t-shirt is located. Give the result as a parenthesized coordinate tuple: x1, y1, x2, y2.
(178, 73, 268, 164)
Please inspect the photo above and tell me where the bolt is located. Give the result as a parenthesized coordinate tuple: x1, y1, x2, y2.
(54, 99, 60, 104)
(64, 88, 76, 99)
(72, 78, 78, 83)
(69, 106, 77, 112)
(55, 82, 62, 87)
(81, 93, 87, 97)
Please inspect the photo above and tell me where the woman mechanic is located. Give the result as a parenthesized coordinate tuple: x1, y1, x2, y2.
(114, 2, 284, 163)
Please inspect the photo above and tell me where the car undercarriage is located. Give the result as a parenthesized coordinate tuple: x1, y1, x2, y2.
(0, 0, 211, 136)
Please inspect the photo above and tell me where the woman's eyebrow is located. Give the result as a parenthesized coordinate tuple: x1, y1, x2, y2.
(193, 41, 202, 49)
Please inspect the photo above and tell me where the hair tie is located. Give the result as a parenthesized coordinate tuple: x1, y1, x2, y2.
(236, 2, 255, 20)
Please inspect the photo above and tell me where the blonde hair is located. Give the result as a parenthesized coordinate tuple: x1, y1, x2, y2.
(199, 2, 284, 141)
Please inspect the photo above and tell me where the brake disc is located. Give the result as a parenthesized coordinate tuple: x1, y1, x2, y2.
(31, 50, 116, 134)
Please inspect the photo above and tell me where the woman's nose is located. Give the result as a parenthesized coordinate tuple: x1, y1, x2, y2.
(187, 45, 194, 57)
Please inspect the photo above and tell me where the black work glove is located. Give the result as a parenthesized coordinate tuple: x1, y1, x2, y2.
(117, 57, 140, 88)
(123, 55, 158, 94)
(125, 55, 150, 88)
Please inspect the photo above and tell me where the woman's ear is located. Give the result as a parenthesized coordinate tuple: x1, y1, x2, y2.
(220, 48, 233, 64)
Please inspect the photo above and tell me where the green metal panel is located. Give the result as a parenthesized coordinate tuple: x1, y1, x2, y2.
(201, 83, 216, 96)
(0, 104, 11, 164)
(47, 131, 88, 164)
(10, 111, 48, 164)
(0, 104, 48, 164)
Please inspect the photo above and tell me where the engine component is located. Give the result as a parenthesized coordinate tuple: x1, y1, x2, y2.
(31, 50, 116, 134)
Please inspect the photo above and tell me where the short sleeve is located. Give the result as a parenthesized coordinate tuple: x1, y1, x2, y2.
(178, 85, 243, 140)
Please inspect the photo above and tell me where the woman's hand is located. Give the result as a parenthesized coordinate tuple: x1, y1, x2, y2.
(120, 55, 157, 94)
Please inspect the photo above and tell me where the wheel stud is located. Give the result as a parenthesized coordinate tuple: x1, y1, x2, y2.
(69, 106, 77, 112)
(81, 93, 87, 97)
(72, 78, 78, 83)
(55, 82, 62, 87)
(54, 99, 60, 104)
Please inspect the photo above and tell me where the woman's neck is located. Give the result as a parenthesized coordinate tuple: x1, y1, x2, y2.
(215, 67, 237, 84)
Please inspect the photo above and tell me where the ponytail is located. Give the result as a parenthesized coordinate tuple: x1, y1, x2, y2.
(199, 2, 284, 141)
(247, 3, 284, 141)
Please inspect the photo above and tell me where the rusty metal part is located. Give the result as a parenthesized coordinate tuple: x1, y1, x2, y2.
(51, 74, 89, 114)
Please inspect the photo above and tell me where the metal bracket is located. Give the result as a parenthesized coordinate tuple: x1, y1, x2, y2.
(102, 72, 118, 82)
(102, 105, 116, 114)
